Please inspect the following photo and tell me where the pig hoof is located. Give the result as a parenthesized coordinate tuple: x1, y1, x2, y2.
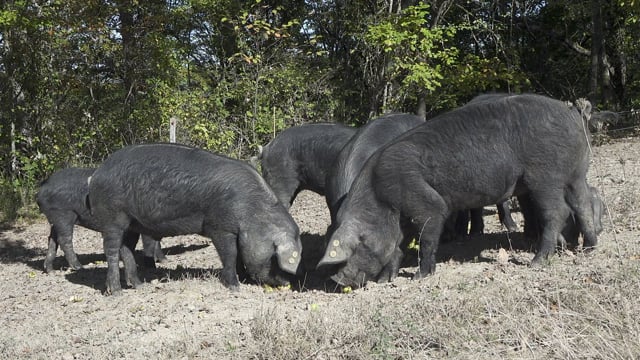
(133, 282, 147, 290)
(413, 263, 436, 280)
(412, 271, 427, 280)
(529, 256, 550, 268)
(69, 262, 84, 271)
(130, 278, 146, 288)
(130, 279, 144, 289)
(219, 271, 240, 289)
(221, 278, 240, 291)
(104, 288, 123, 296)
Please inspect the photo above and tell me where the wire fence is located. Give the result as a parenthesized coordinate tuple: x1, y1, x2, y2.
(590, 108, 640, 137)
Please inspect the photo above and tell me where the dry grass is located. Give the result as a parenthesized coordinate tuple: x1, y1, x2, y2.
(231, 250, 640, 360)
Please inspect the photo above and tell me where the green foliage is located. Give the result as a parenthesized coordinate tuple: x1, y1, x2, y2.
(366, 4, 458, 92)
(429, 55, 531, 110)
(1, 0, 640, 222)
(0, 175, 21, 224)
(365, 3, 529, 113)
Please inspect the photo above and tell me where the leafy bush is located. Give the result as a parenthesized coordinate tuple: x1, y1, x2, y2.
(0, 175, 21, 224)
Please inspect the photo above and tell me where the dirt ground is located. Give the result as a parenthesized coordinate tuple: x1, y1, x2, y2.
(1, 137, 639, 359)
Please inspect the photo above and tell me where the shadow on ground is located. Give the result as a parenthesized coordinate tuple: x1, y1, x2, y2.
(0, 229, 46, 266)
(296, 229, 540, 291)
(64, 263, 227, 293)
(3, 226, 543, 293)
(437, 231, 534, 264)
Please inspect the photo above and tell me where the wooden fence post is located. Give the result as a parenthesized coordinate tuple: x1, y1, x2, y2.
(169, 116, 177, 143)
(10, 122, 17, 172)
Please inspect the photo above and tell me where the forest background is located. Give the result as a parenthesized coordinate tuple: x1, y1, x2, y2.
(1, 0, 639, 221)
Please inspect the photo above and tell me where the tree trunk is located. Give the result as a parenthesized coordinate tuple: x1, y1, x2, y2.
(116, 1, 137, 142)
(589, 0, 603, 104)
(416, 93, 427, 120)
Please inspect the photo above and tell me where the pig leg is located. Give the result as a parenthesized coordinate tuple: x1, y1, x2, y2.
(497, 201, 518, 232)
(414, 216, 446, 279)
(518, 194, 539, 244)
(119, 243, 143, 289)
(58, 229, 83, 271)
(566, 179, 598, 249)
(589, 187, 604, 235)
(102, 227, 128, 296)
(45, 214, 83, 272)
(235, 251, 249, 283)
(402, 184, 448, 279)
(559, 213, 580, 250)
(208, 230, 240, 290)
(132, 234, 166, 266)
(120, 230, 142, 287)
(529, 190, 570, 266)
(453, 210, 469, 238)
(152, 238, 167, 263)
(44, 227, 59, 273)
(121, 230, 142, 262)
(468, 207, 484, 236)
(450, 210, 469, 242)
(376, 246, 403, 283)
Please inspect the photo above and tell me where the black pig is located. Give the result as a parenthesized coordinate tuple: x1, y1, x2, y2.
(520, 185, 604, 250)
(87, 143, 302, 295)
(257, 123, 356, 208)
(325, 113, 424, 225)
(318, 94, 598, 287)
(36, 167, 164, 273)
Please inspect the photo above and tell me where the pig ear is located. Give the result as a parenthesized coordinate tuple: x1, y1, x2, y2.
(275, 237, 301, 275)
(317, 237, 354, 267)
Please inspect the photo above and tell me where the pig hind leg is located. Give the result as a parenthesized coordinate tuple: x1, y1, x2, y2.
(140, 235, 165, 268)
(528, 189, 570, 266)
(453, 210, 469, 239)
(119, 242, 143, 289)
(45, 213, 83, 272)
(151, 238, 167, 263)
(401, 185, 448, 279)
(565, 179, 598, 248)
(469, 208, 484, 236)
(497, 201, 519, 232)
(451, 208, 484, 240)
(103, 228, 127, 295)
(44, 227, 59, 273)
(235, 252, 249, 283)
(518, 194, 539, 246)
(376, 246, 403, 283)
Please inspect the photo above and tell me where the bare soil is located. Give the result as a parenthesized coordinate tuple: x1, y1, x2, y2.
(1, 138, 639, 359)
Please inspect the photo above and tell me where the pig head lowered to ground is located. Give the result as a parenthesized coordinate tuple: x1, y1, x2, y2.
(318, 93, 598, 287)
